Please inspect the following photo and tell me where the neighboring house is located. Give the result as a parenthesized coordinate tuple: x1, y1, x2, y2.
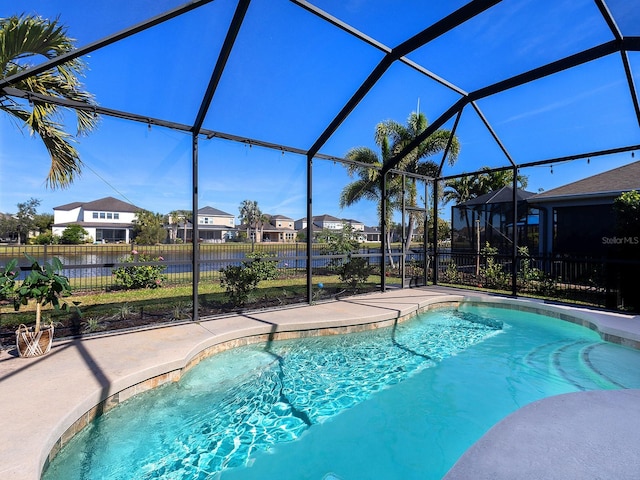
(175, 206, 236, 243)
(295, 214, 343, 231)
(239, 214, 296, 243)
(363, 226, 382, 242)
(261, 215, 296, 243)
(529, 160, 640, 256)
(295, 214, 373, 242)
(52, 196, 140, 243)
(0, 212, 18, 243)
(449, 161, 640, 258)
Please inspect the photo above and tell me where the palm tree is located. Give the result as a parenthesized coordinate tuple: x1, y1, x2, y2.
(444, 167, 529, 204)
(377, 112, 460, 251)
(238, 200, 261, 251)
(341, 111, 459, 255)
(340, 139, 400, 264)
(0, 15, 98, 188)
(167, 209, 191, 243)
(443, 175, 477, 206)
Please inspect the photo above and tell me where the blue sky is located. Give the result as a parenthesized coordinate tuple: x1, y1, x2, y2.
(2, 0, 640, 226)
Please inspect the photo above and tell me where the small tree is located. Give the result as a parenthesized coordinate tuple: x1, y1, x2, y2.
(133, 210, 167, 245)
(33, 213, 54, 235)
(321, 223, 373, 291)
(15, 198, 40, 245)
(13, 254, 77, 333)
(60, 224, 88, 244)
(322, 223, 359, 265)
(167, 210, 191, 243)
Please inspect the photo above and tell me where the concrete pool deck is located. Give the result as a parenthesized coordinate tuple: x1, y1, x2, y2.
(0, 286, 639, 479)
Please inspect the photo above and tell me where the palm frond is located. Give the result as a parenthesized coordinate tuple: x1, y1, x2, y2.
(1, 14, 99, 188)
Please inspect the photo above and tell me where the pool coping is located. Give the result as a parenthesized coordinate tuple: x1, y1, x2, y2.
(0, 286, 638, 479)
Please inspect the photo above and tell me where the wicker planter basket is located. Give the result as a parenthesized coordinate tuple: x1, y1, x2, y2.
(16, 324, 54, 357)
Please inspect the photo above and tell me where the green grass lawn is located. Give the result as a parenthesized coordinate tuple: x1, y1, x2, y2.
(0, 274, 388, 333)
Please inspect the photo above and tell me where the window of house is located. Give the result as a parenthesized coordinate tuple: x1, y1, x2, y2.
(107, 213, 113, 219)
(93, 212, 98, 219)
(100, 212, 106, 219)
(114, 213, 119, 220)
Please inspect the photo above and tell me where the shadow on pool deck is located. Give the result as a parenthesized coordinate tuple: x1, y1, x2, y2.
(1, 286, 639, 480)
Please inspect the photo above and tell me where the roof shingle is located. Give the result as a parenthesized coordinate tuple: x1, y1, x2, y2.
(530, 161, 640, 201)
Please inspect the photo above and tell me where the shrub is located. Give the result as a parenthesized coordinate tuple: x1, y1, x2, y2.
(480, 242, 508, 289)
(112, 251, 167, 289)
(517, 246, 541, 291)
(219, 265, 260, 306)
(337, 255, 373, 291)
(219, 251, 278, 305)
(245, 251, 278, 282)
(442, 260, 459, 283)
(60, 224, 88, 244)
(33, 232, 59, 245)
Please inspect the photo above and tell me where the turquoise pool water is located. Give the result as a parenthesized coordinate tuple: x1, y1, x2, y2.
(43, 306, 640, 479)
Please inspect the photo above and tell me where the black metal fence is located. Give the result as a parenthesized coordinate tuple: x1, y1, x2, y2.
(0, 243, 396, 292)
(1, 244, 636, 313)
(435, 251, 638, 312)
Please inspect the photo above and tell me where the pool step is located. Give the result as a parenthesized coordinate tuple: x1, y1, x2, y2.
(524, 340, 627, 391)
(581, 343, 640, 389)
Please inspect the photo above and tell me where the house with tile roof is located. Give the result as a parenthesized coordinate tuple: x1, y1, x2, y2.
(529, 161, 640, 256)
(174, 206, 237, 243)
(52, 196, 140, 243)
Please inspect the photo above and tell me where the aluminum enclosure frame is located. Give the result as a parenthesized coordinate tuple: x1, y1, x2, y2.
(2, 0, 640, 316)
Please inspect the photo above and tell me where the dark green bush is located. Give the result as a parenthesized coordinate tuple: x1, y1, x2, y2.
(337, 256, 373, 291)
(112, 252, 167, 289)
(220, 251, 278, 305)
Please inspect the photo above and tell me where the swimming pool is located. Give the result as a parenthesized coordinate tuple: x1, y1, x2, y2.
(42, 305, 640, 479)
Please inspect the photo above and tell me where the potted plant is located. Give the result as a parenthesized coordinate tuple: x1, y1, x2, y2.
(12, 254, 77, 357)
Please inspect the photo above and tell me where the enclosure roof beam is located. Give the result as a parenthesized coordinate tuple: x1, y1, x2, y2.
(437, 143, 640, 181)
(471, 101, 516, 167)
(595, 0, 623, 41)
(192, 0, 251, 133)
(470, 39, 622, 101)
(437, 108, 463, 176)
(3, 85, 434, 182)
(305, 0, 501, 158)
(620, 50, 640, 128)
(383, 38, 628, 176)
(290, 0, 468, 96)
(0, 0, 217, 90)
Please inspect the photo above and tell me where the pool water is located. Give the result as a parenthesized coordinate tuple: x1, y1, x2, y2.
(43, 306, 640, 480)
